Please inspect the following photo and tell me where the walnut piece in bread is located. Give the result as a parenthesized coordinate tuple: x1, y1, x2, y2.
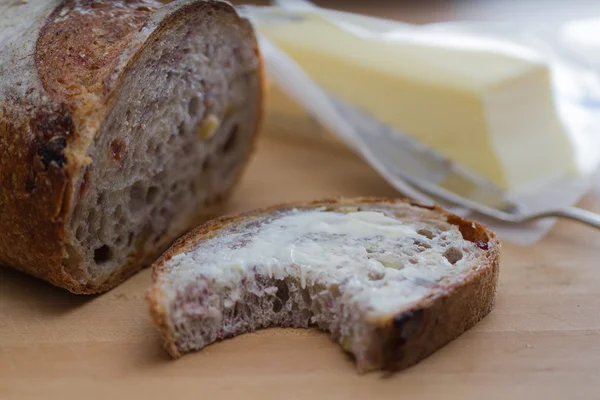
(148, 198, 500, 372)
(0, 0, 263, 293)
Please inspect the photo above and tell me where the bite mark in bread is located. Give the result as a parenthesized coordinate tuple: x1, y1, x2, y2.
(148, 197, 500, 372)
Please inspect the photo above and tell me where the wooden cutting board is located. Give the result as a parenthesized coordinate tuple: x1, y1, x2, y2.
(2, 132, 600, 400)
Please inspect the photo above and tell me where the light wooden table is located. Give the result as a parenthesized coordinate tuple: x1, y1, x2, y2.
(3, 1, 600, 397)
(2, 132, 600, 400)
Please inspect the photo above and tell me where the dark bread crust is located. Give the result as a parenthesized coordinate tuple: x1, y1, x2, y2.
(0, 0, 264, 294)
(148, 197, 500, 371)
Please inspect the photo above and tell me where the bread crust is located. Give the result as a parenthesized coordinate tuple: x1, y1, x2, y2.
(148, 197, 500, 371)
(0, 0, 263, 293)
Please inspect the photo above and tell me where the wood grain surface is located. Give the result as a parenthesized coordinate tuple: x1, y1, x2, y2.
(2, 133, 600, 400)
(3, 1, 600, 399)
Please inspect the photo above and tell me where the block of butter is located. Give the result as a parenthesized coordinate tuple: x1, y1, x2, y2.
(257, 10, 578, 194)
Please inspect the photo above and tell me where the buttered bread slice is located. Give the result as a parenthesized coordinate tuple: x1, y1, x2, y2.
(148, 198, 500, 372)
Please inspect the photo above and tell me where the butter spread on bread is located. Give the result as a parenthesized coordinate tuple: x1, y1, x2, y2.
(148, 198, 500, 372)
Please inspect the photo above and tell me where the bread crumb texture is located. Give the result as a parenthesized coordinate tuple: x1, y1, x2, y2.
(150, 199, 499, 372)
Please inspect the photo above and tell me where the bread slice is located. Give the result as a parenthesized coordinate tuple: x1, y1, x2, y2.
(148, 197, 500, 372)
(0, 0, 263, 293)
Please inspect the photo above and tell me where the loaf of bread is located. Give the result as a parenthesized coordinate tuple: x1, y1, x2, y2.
(0, 0, 263, 293)
(148, 197, 500, 372)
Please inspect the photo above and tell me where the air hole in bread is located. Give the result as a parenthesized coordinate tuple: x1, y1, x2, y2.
(113, 204, 123, 221)
(93, 245, 112, 264)
(146, 186, 159, 203)
(325, 285, 339, 299)
(188, 96, 201, 118)
(130, 182, 145, 210)
(242, 303, 251, 319)
(75, 225, 85, 241)
(127, 232, 134, 247)
(275, 280, 290, 303)
(88, 208, 98, 226)
(221, 124, 238, 154)
(443, 247, 463, 264)
(301, 288, 312, 306)
(413, 239, 432, 250)
(368, 270, 385, 281)
(177, 121, 185, 137)
(417, 228, 434, 239)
